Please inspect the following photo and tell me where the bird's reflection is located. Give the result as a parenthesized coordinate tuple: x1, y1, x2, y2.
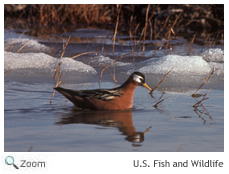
(56, 108, 151, 145)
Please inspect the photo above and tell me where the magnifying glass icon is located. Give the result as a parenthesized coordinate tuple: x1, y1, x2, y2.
(5, 156, 19, 169)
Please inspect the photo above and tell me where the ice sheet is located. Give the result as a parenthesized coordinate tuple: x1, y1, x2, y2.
(89, 55, 132, 67)
(201, 48, 224, 62)
(139, 55, 213, 75)
(4, 51, 97, 74)
(4, 38, 50, 53)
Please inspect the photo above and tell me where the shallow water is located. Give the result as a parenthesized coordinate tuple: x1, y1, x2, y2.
(4, 28, 224, 152)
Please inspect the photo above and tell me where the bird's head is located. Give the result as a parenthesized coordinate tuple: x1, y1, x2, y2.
(130, 72, 151, 91)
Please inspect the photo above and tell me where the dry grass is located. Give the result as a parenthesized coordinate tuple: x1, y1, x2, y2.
(4, 30, 28, 51)
(149, 66, 175, 108)
(142, 4, 150, 56)
(153, 97, 170, 109)
(5, 4, 224, 49)
(186, 34, 196, 56)
(17, 39, 33, 53)
(129, 20, 140, 62)
(53, 36, 71, 80)
(50, 36, 96, 103)
(143, 126, 152, 134)
(193, 96, 214, 127)
(50, 72, 63, 104)
(201, 34, 210, 52)
(4, 70, 9, 75)
(164, 11, 182, 55)
(27, 5, 114, 25)
(192, 67, 218, 97)
(27, 145, 34, 152)
(191, 67, 218, 112)
(193, 88, 212, 108)
(148, 4, 159, 40)
(112, 5, 122, 55)
(150, 66, 175, 96)
(99, 53, 132, 86)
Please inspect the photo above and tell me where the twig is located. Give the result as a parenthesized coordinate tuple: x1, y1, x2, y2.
(201, 34, 210, 52)
(177, 43, 182, 55)
(107, 68, 118, 83)
(158, 86, 165, 94)
(52, 46, 64, 57)
(51, 37, 71, 103)
(27, 145, 34, 152)
(17, 39, 33, 53)
(112, 4, 122, 55)
(4, 31, 29, 51)
(143, 126, 152, 134)
(165, 29, 171, 55)
(186, 34, 196, 56)
(4, 70, 9, 76)
(163, 11, 182, 54)
(4, 40, 15, 51)
(50, 73, 63, 104)
(129, 15, 133, 46)
(149, 20, 153, 40)
(153, 97, 170, 109)
(164, 11, 182, 38)
(193, 88, 212, 108)
(51, 52, 95, 102)
(149, 4, 159, 21)
(150, 66, 175, 96)
(62, 51, 96, 64)
(152, 46, 157, 57)
(132, 23, 140, 62)
(99, 53, 132, 85)
(193, 67, 218, 95)
(143, 4, 150, 57)
(53, 36, 71, 79)
(18, 30, 28, 39)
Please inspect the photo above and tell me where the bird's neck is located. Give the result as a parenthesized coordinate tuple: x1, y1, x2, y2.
(116, 78, 138, 109)
(120, 79, 138, 95)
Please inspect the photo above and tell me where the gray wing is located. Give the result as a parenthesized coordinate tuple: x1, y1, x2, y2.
(74, 88, 123, 101)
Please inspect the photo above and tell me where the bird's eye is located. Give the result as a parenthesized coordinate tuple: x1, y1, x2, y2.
(133, 74, 143, 83)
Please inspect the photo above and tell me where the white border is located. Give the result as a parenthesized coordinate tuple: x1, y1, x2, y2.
(1, 2, 227, 173)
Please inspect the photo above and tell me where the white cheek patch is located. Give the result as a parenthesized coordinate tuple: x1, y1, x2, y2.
(133, 74, 143, 83)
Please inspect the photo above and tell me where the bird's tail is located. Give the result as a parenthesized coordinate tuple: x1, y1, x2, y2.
(53, 87, 77, 103)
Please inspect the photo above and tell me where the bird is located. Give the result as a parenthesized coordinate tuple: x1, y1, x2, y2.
(54, 71, 151, 111)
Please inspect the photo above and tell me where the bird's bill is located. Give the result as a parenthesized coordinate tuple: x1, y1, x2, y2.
(142, 83, 152, 91)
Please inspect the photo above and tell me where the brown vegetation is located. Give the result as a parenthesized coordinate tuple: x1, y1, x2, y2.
(192, 67, 218, 97)
(4, 4, 224, 42)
